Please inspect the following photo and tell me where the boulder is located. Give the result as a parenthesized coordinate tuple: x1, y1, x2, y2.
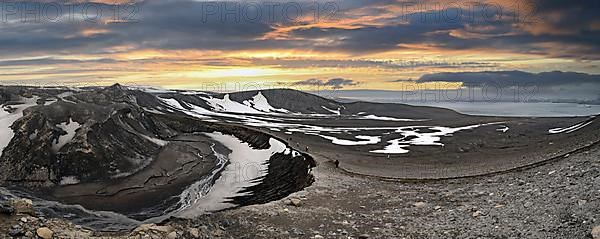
(592, 225, 600, 239)
(289, 198, 302, 207)
(167, 231, 178, 239)
(188, 228, 200, 238)
(36, 227, 54, 239)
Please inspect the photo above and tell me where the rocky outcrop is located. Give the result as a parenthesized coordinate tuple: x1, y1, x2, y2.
(0, 111, 58, 186)
(230, 151, 315, 207)
(0, 86, 172, 185)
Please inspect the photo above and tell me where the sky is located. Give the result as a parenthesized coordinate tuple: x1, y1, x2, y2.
(0, 0, 598, 91)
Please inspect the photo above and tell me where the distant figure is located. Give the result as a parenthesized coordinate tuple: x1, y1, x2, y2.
(305, 146, 309, 152)
(334, 160, 340, 168)
(387, 154, 390, 160)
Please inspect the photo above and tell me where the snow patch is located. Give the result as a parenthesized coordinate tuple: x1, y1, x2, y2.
(316, 135, 381, 146)
(60, 176, 80, 185)
(52, 118, 81, 153)
(243, 92, 289, 113)
(496, 126, 509, 133)
(0, 97, 39, 157)
(370, 124, 496, 154)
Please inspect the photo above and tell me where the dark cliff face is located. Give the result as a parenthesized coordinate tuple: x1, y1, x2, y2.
(0, 86, 169, 185)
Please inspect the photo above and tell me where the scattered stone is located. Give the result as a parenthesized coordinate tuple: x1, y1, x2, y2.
(434, 206, 442, 210)
(20, 217, 28, 223)
(359, 233, 370, 239)
(8, 228, 24, 237)
(592, 225, 600, 239)
(36, 227, 54, 239)
(188, 228, 200, 238)
(289, 198, 302, 207)
(314, 235, 324, 239)
(472, 211, 482, 217)
(167, 231, 178, 239)
(290, 228, 305, 235)
(133, 223, 155, 232)
(413, 202, 427, 208)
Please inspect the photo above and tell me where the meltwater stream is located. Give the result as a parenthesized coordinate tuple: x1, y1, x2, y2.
(174, 132, 288, 217)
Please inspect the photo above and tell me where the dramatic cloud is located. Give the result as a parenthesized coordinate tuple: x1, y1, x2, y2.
(0, 0, 597, 89)
(294, 78, 358, 89)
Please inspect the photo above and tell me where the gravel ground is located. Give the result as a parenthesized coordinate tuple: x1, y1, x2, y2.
(1, 142, 599, 239)
(186, 141, 600, 239)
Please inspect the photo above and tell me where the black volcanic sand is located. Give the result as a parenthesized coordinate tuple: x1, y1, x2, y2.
(46, 134, 226, 218)
(266, 115, 600, 179)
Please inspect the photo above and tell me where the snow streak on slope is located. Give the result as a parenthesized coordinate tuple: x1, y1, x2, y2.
(176, 133, 297, 216)
(201, 92, 289, 114)
(548, 117, 595, 134)
(159, 94, 502, 154)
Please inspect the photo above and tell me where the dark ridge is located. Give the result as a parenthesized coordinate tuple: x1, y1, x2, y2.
(228, 151, 315, 206)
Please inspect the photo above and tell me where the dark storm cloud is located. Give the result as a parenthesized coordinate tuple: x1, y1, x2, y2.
(294, 78, 358, 89)
(287, 1, 600, 59)
(415, 71, 600, 87)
